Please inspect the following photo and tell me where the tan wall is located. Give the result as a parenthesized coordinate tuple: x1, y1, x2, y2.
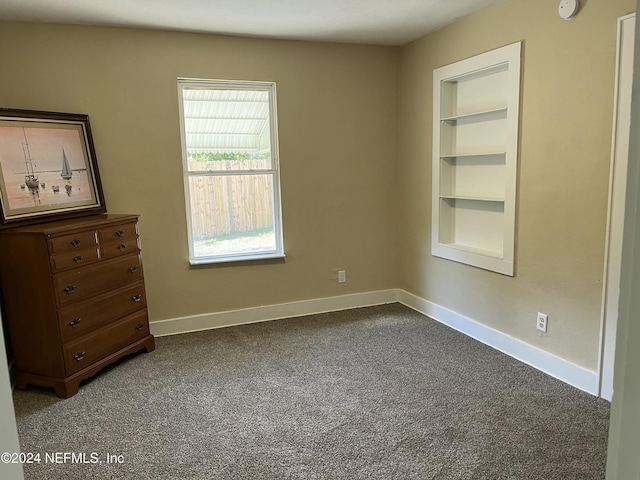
(398, 0, 636, 370)
(0, 22, 399, 321)
(0, 0, 634, 372)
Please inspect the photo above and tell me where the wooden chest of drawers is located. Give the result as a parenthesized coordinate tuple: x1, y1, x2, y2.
(0, 214, 155, 398)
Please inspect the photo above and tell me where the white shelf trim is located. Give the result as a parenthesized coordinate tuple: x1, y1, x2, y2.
(432, 41, 521, 276)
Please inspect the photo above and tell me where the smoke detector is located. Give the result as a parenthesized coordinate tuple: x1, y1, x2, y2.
(558, 0, 580, 20)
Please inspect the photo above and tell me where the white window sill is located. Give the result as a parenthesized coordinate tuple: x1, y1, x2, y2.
(189, 252, 286, 266)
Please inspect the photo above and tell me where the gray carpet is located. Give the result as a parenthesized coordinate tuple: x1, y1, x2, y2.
(13, 303, 609, 479)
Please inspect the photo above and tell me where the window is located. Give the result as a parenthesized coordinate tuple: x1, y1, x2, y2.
(178, 79, 284, 264)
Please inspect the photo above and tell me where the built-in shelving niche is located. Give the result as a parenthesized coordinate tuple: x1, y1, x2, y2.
(432, 42, 521, 276)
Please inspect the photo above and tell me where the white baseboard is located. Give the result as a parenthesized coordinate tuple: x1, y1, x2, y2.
(149, 289, 399, 337)
(397, 290, 599, 396)
(150, 288, 599, 396)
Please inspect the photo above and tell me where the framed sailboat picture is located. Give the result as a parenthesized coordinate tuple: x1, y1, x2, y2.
(0, 109, 106, 226)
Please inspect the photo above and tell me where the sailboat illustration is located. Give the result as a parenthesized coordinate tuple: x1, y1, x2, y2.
(22, 129, 39, 189)
(61, 148, 72, 180)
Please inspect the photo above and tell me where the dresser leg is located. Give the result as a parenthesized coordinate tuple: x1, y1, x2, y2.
(14, 374, 79, 398)
(53, 381, 80, 399)
(14, 377, 28, 391)
(142, 336, 156, 353)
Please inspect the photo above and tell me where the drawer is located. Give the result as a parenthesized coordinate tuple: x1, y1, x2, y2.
(50, 247, 101, 272)
(58, 282, 148, 342)
(100, 237, 140, 259)
(48, 230, 98, 254)
(98, 222, 138, 244)
(63, 311, 150, 375)
(53, 254, 144, 306)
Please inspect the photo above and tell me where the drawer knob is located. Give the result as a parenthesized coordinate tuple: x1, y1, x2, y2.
(135, 323, 145, 331)
(73, 255, 84, 263)
(73, 351, 86, 361)
(70, 239, 81, 247)
(128, 265, 138, 273)
(63, 284, 77, 294)
(115, 230, 125, 237)
(132, 294, 142, 303)
(69, 319, 81, 328)
(118, 243, 127, 251)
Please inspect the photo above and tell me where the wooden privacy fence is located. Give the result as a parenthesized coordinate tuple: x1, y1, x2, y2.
(188, 159, 274, 239)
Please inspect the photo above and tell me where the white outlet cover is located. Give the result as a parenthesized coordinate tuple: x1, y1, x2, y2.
(558, 0, 579, 20)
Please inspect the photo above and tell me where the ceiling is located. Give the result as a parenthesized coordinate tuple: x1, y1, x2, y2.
(0, 0, 502, 46)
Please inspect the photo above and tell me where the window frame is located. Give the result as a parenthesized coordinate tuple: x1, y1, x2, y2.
(177, 78, 285, 265)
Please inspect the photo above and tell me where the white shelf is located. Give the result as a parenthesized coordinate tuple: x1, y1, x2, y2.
(438, 242, 503, 259)
(440, 110, 508, 157)
(432, 42, 521, 276)
(439, 153, 506, 202)
(439, 195, 505, 202)
(440, 152, 506, 159)
(441, 107, 508, 123)
(440, 63, 509, 118)
(438, 198, 505, 256)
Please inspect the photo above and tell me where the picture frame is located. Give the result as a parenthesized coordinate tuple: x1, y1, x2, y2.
(0, 108, 106, 227)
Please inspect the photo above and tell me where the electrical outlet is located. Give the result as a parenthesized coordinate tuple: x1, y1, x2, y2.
(536, 312, 548, 333)
(338, 270, 346, 284)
